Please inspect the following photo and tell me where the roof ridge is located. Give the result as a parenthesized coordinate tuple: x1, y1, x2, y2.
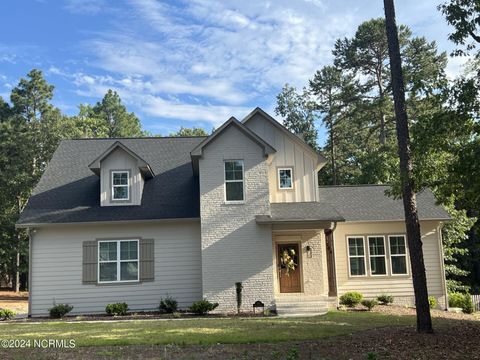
(64, 136, 208, 141)
(318, 184, 390, 188)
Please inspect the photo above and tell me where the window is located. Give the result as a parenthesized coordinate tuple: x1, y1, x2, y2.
(389, 235, 408, 275)
(278, 168, 293, 189)
(347, 237, 366, 276)
(98, 240, 139, 283)
(224, 160, 244, 202)
(368, 236, 387, 275)
(112, 171, 129, 201)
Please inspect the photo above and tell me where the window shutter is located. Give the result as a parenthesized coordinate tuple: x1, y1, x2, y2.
(82, 241, 97, 284)
(140, 239, 154, 282)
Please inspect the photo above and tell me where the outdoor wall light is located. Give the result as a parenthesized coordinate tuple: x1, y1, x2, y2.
(306, 245, 313, 258)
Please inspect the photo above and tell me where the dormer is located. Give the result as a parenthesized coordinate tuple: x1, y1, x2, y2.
(88, 141, 154, 206)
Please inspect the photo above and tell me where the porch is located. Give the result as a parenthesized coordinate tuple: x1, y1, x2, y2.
(256, 202, 344, 316)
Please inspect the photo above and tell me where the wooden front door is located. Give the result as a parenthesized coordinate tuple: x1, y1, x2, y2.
(277, 243, 301, 293)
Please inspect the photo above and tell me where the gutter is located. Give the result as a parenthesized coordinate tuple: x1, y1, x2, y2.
(437, 222, 449, 310)
(16, 217, 201, 229)
(27, 227, 33, 318)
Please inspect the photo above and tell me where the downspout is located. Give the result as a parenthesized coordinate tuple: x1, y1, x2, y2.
(27, 227, 33, 318)
(437, 223, 448, 310)
(330, 221, 339, 307)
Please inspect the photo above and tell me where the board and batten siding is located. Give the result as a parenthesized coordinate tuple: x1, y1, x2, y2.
(334, 220, 447, 307)
(244, 113, 318, 203)
(30, 221, 202, 316)
(100, 147, 144, 206)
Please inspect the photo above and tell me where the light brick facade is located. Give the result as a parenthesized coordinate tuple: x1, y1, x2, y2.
(199, 124, 275, 312)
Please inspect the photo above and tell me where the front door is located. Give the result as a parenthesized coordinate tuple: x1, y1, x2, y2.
(277, 243, 301, 293)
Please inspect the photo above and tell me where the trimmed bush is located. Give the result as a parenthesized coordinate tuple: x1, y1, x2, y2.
(0, 309, 15, 320)
(361, 299, 378, 311)
(428, 296, 437, 309)
(106, 302, 129, 316)
(159, 296, 178, 314)
(189, 299, 219, 315)
(449, 293, 474, 314)
(448, 292, 464, 308)
(339, 292, 363, 307)
(377, 294, 394, 305)
(49, 304, 73, 318)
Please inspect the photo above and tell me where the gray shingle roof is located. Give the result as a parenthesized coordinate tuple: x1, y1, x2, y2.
(318, 185, 450, 222)
(256, 202, 345, 223)
(17, 137, 205, 225)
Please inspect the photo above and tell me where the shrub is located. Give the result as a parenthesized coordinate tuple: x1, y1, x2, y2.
(377, 294, 394, 305)
(448, 292, 465, 308)
(0, 309, 15, 320)
(462, 295, 474, 314)
(428, 296, 437, 309)
(159, 296, 178, 314)
(105, 302, 129, 316)
(449, 293, 474, 314)
(49, 304, 73, 318)
(361, 299, 378, 311)
(189, 299, 219, 315)
(339, 292, 363, 307)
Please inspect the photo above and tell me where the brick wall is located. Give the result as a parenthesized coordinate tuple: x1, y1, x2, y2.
(199, 124, 275, 312)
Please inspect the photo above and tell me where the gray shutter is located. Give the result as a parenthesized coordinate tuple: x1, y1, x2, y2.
(140, 239, 154, 282)
(82, 241, 98, 284)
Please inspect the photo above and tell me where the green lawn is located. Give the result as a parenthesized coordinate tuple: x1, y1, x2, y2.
(0, 311, 416, 347)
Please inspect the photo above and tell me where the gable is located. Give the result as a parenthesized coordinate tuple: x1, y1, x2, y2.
(242, 107, 327, 170)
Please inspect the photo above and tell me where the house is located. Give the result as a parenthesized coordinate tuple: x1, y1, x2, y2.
(17, 108, 450, 317)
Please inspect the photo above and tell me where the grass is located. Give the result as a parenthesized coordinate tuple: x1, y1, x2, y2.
(0, 311, 416, 347)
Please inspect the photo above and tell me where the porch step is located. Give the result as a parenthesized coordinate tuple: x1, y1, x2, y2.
(275, 297, 333, 316)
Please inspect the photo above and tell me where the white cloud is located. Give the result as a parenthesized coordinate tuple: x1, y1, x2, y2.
(64, 0, 106, 14)
(60, 0, 467, 133)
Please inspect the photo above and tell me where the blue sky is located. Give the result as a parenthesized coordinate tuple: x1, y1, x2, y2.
(0, 0, 468, 144)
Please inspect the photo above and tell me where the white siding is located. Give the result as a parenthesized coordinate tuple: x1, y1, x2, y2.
(30, 221, 202, 316)
(100, 148, 144, 206)
(199, 124, 275, 312)
(334, 220, 446, 306)
(245, 114, 319, 203)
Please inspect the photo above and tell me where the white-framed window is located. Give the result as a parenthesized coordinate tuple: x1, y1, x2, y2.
(278, 167, 293, 189)
(347, 236, 366, 276)
(368, 236, 387, 276)
(224, 160, 244, 202)
(98, 240, 139, 283)
(389, 235, 408, 275)
(112, 171, 129, 201)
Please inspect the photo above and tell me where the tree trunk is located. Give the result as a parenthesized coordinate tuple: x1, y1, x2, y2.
(377, 72, 387, 145)
(384, 0, 433, 333)
(328, 94, 337, 185)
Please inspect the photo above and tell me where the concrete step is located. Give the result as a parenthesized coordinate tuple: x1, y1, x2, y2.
(276, 300, 330, 316)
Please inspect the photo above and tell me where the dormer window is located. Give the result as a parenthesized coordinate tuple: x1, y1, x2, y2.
(112, 171, 130, 201)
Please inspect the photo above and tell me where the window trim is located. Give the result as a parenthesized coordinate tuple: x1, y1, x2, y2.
(367, 235, 388, 276)
(98, 239, 139, 284)
(388, 234, 409, 276)
(277, 167, 294, 190)
(347, 236, 367, 277)
(111, 170, 130, 201)
(224, 160, 245, 204)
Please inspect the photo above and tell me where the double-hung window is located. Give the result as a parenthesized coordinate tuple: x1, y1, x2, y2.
(278, 167, 293, 189)
(368, 236, 387, 275)
(112, 171, 129, 201)
(389, 235, 408, 275)
(347, 236, 366, 276)
(98, 240, 139, 283)
(224, 160, 244, 202)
